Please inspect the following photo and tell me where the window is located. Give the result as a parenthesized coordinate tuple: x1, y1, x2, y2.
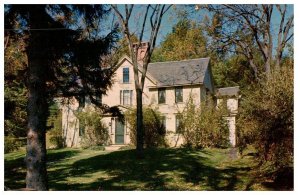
(158, 88, 166, 104)
(123, 68, 129, 83)
(120, 90, 133, 105)
(175, 86, 183, 103)
(176, 115, 183, 133)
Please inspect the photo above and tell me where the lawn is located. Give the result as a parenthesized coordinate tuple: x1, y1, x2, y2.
(5, 147, 272, 191)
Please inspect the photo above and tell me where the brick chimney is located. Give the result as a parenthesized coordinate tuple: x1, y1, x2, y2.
(133, 42, 149, 65)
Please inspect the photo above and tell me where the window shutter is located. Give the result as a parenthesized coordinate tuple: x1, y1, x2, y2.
(120, 90, 122, 105)
(130, 90, 133, 105)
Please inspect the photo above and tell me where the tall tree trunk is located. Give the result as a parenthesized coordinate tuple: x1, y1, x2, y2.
(26, 52, 48, 191)
(25, 6, 49, 190)
(136, 88, 144, 158)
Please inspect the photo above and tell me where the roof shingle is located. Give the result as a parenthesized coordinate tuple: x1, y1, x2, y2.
(216, 86, 240, 97)
(147, 58, 210, 87)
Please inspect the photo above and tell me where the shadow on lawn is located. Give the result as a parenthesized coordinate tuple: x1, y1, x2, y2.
(48, 148, 248, 191)
(4, 149, 81, 190)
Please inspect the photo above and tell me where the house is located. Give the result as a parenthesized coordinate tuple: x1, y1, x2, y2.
(60, 42, 239, 147)
(216, 86, 240, 147)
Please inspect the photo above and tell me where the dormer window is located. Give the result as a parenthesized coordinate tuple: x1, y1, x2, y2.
(123, 68, 129, 83)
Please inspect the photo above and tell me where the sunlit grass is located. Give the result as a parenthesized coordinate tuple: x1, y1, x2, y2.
(5, 146, 271, 190)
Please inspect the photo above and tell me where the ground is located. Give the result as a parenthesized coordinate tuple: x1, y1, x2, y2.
(5, 146, 277, 191)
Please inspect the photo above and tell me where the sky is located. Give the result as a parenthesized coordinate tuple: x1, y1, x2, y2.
(108, 4, 212, 45)
(108, 4, 294, 50)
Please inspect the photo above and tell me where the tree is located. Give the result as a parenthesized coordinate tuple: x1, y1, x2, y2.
(105, 35, 139, 66)
(213, 55, 257, 89)
(111, 4, 172, 157)
(4, 35, 27, 138)
(204, 4, 294, 79)
(151, 12, 207, 62)
(5, 5, 118, 190)
(74, 107, 110, 148)
(125, 106, 167, 148)
(237, 64, 293, 186)
(178, 97, 229, 149)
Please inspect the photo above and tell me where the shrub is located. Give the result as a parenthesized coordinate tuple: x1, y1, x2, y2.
(75, 108, 109, 148)
(237, 65, 293, 178)
(48, 110, 64, 148)
(49, 129, 64, 149)
(125, 106, 167, 148)
(4, 136, 25, 153)
(180, 98, 229, 149)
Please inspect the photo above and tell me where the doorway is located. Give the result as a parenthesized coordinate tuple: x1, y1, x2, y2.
(115, 118, 124, 144)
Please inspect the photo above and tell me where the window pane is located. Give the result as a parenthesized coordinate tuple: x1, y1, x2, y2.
(175, 87, 183, 103)
(158, 88, 166, 104)
(176, 115, 183, 133)
(123, 90, 130, 105)
(123, 68, 129, 83)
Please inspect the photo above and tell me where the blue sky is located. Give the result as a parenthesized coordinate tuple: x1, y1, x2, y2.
(108, 5, 209, 45)
(108, 4, 294, 50)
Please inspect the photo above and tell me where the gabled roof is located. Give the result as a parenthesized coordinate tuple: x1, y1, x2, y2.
(147, 58, 210, 87)
(216, 86, 240, 97)
(116, 55, 158, 85)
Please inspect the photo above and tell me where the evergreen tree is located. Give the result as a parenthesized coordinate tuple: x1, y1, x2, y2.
(5, 5, 119, 190)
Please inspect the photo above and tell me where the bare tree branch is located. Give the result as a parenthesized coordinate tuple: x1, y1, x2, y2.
(5, 34, 10, 50)
(125, 4, 134, 21)
(139, 5, 150, 43)
(111, 4, 171, 157)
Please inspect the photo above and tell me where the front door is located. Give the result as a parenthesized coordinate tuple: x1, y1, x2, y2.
(115, 119, 124, 144)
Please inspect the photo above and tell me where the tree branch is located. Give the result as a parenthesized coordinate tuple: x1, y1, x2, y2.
(5, 34, 10, 50)
(139, 5, 150, 43)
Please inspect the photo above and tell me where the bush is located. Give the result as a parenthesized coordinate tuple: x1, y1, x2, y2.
(75, 108, 109, 148)
(4, 136, 25, 153)
(125, 106, 167, 148)
(48, 110, 64, 148)
(237, 65, 293, 177)
(180, 98, 229, 149)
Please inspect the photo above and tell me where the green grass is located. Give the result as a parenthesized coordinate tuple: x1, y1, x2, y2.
(5, 147, 271, 191)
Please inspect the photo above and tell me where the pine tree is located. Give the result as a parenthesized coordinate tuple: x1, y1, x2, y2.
(5, 5, 119, 190)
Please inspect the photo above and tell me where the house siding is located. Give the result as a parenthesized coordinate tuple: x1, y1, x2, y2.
(60, 57, 238, 148)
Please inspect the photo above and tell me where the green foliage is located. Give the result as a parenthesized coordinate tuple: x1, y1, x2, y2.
(180, 98, 229, 149)
(237, 65, 293, 176)
(151, 16, 207, 62)
(75, 108, 109, 148)
(5, 147, 275, 190)
(4, 36, 27, 137)
(212, 55, 256, 89)
(47, 104, 64, 149)
(4, 136, 26, 153)
(125, 107, 167, 148)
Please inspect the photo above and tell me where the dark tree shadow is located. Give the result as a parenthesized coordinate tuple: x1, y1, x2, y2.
(48, 148, 250, 191)
(261, 167, 294, 190)
(4, 149, 81, 190)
